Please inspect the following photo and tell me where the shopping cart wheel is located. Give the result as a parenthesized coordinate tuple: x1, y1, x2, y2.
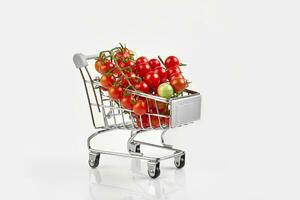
(135, 144, 141, 153)
(174, 152, 185, 169)
(147, 161, 160, 179)
(88, 152, 100, 168)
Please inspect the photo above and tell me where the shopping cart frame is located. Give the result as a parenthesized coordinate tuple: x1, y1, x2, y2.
(73, 53, 201, 178)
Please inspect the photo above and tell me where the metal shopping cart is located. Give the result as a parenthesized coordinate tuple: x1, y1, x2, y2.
(73, 52, 201, 178)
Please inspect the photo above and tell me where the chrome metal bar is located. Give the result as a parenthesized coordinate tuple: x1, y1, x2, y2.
(109, 100, 117, 128)
(90, 103, 168, 118)
(98, 85, 109, 127)
(89, 148, 157, 161)
(85, 68, 101, 113)
(79, 68, 101, 129)
(161, 129, 173, 148)
(133, 140, 182, 152)
(154, 100, 163, 128)
(119, 99, 127, 128)
(127, 130, 143, 156)
(146, 98, 153, 129)
(159, 151, 184, 161)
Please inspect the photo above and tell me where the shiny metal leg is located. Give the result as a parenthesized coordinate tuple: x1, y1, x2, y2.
(161, 129, 173, 148)
(127, 130, 143, 156)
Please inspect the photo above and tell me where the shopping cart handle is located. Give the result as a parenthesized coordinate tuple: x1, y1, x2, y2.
(73, 53, 98, 68)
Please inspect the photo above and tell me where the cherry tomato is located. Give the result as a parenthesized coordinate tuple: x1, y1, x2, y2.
(112, 68, 121, 77)
(108, 86, 123, 100)
(136, 114, 150, 128)
(168, 72, 184, 81)
(154, 67, 167, 83)
(115, 48, 133, 61)
(157, 83, 174, 99)
(167, 66, 181, 77)
(114, 52, 123, 60)
(156, 101, 168, 113)
(144, 71, 160, 89)
(148, 58, 161, 70)
(148, 100, 168, 113)
(119, 72, 140, 87)
(119, 75, 129, 87)
(165, 56, 180, 68)
(136, 63, 151, 77)
(128, 73, 140, 85)
(126, 60, 137, 73)
(133, 100, 147, 115)
(95, 60, 115, 74)
(134, 81, 150, 93)
(170, 78, 187, 93)
(121, 94, 134, 110)
(117, 60, 126, 68)
(162, 117, 170, 127)
(136, 56, 148, 65)
(100, 75, 115, 88)
(118, 60, 136, 73)
(150, 115, 160, 128)
(95, 60, 103, 73)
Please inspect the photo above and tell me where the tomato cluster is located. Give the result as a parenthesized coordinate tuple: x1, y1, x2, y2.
(94, 44, 189, 128)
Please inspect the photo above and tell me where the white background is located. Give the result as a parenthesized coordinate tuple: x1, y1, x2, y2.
(0, 0, 300, 199)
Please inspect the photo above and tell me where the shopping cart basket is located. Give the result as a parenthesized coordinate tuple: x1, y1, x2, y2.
(73, 53, 201, 178)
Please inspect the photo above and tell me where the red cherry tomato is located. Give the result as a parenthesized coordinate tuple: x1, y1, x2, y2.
(108, 86, 123, 100)
(136, 56, 148, 65)
(119, 72, 139, 87)
(121, 95, 134, 110)
(165, 56, 180, 68)
(167, 66, 181, 77)
(144, 71, 160, 89)
(148, 58, 161, 70)
(168, 72, 184, 82)
(100, 75, 115, 88)
(162, 117, 170, 127)
(154, 67, 167, 83)
(95, 60, 115, 74)
(157, 101, 168, 113)
(147, 100, 168, 114)
(119, 74, 129, 87)
(149, 115, 160, 128)
(136, 114, 150, 128)
(133, 100, 147, 115)
(118, 60, 136, 73)
(117, 60, 126, 68)
(115, 48, 133, 61)
(128, 73, 140, 85)
(170, 78, 187, 93)
(126, 60, 137, 73)
(136, 63, 151, 77)
(95, 60, 103, 73)
(114, 52, 123, 60)
(112, 68, 121, 77)
(134, 81, 150, 93)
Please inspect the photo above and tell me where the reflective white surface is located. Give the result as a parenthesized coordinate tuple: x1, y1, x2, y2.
(89, 159, 187, 200)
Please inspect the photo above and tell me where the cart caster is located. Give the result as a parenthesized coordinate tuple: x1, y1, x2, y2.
(135, 144, 141, 153)
(128, 142, 141, 153)
(174, 152, 185, 169)
(147, 161, 160, 179)
(88, 152, 100, 168)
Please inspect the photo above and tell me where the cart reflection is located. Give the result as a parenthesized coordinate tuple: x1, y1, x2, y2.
(89, 159, 186, 200)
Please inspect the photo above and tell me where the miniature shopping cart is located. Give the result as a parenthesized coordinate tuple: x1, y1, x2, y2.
(73, 53, 201, 178)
